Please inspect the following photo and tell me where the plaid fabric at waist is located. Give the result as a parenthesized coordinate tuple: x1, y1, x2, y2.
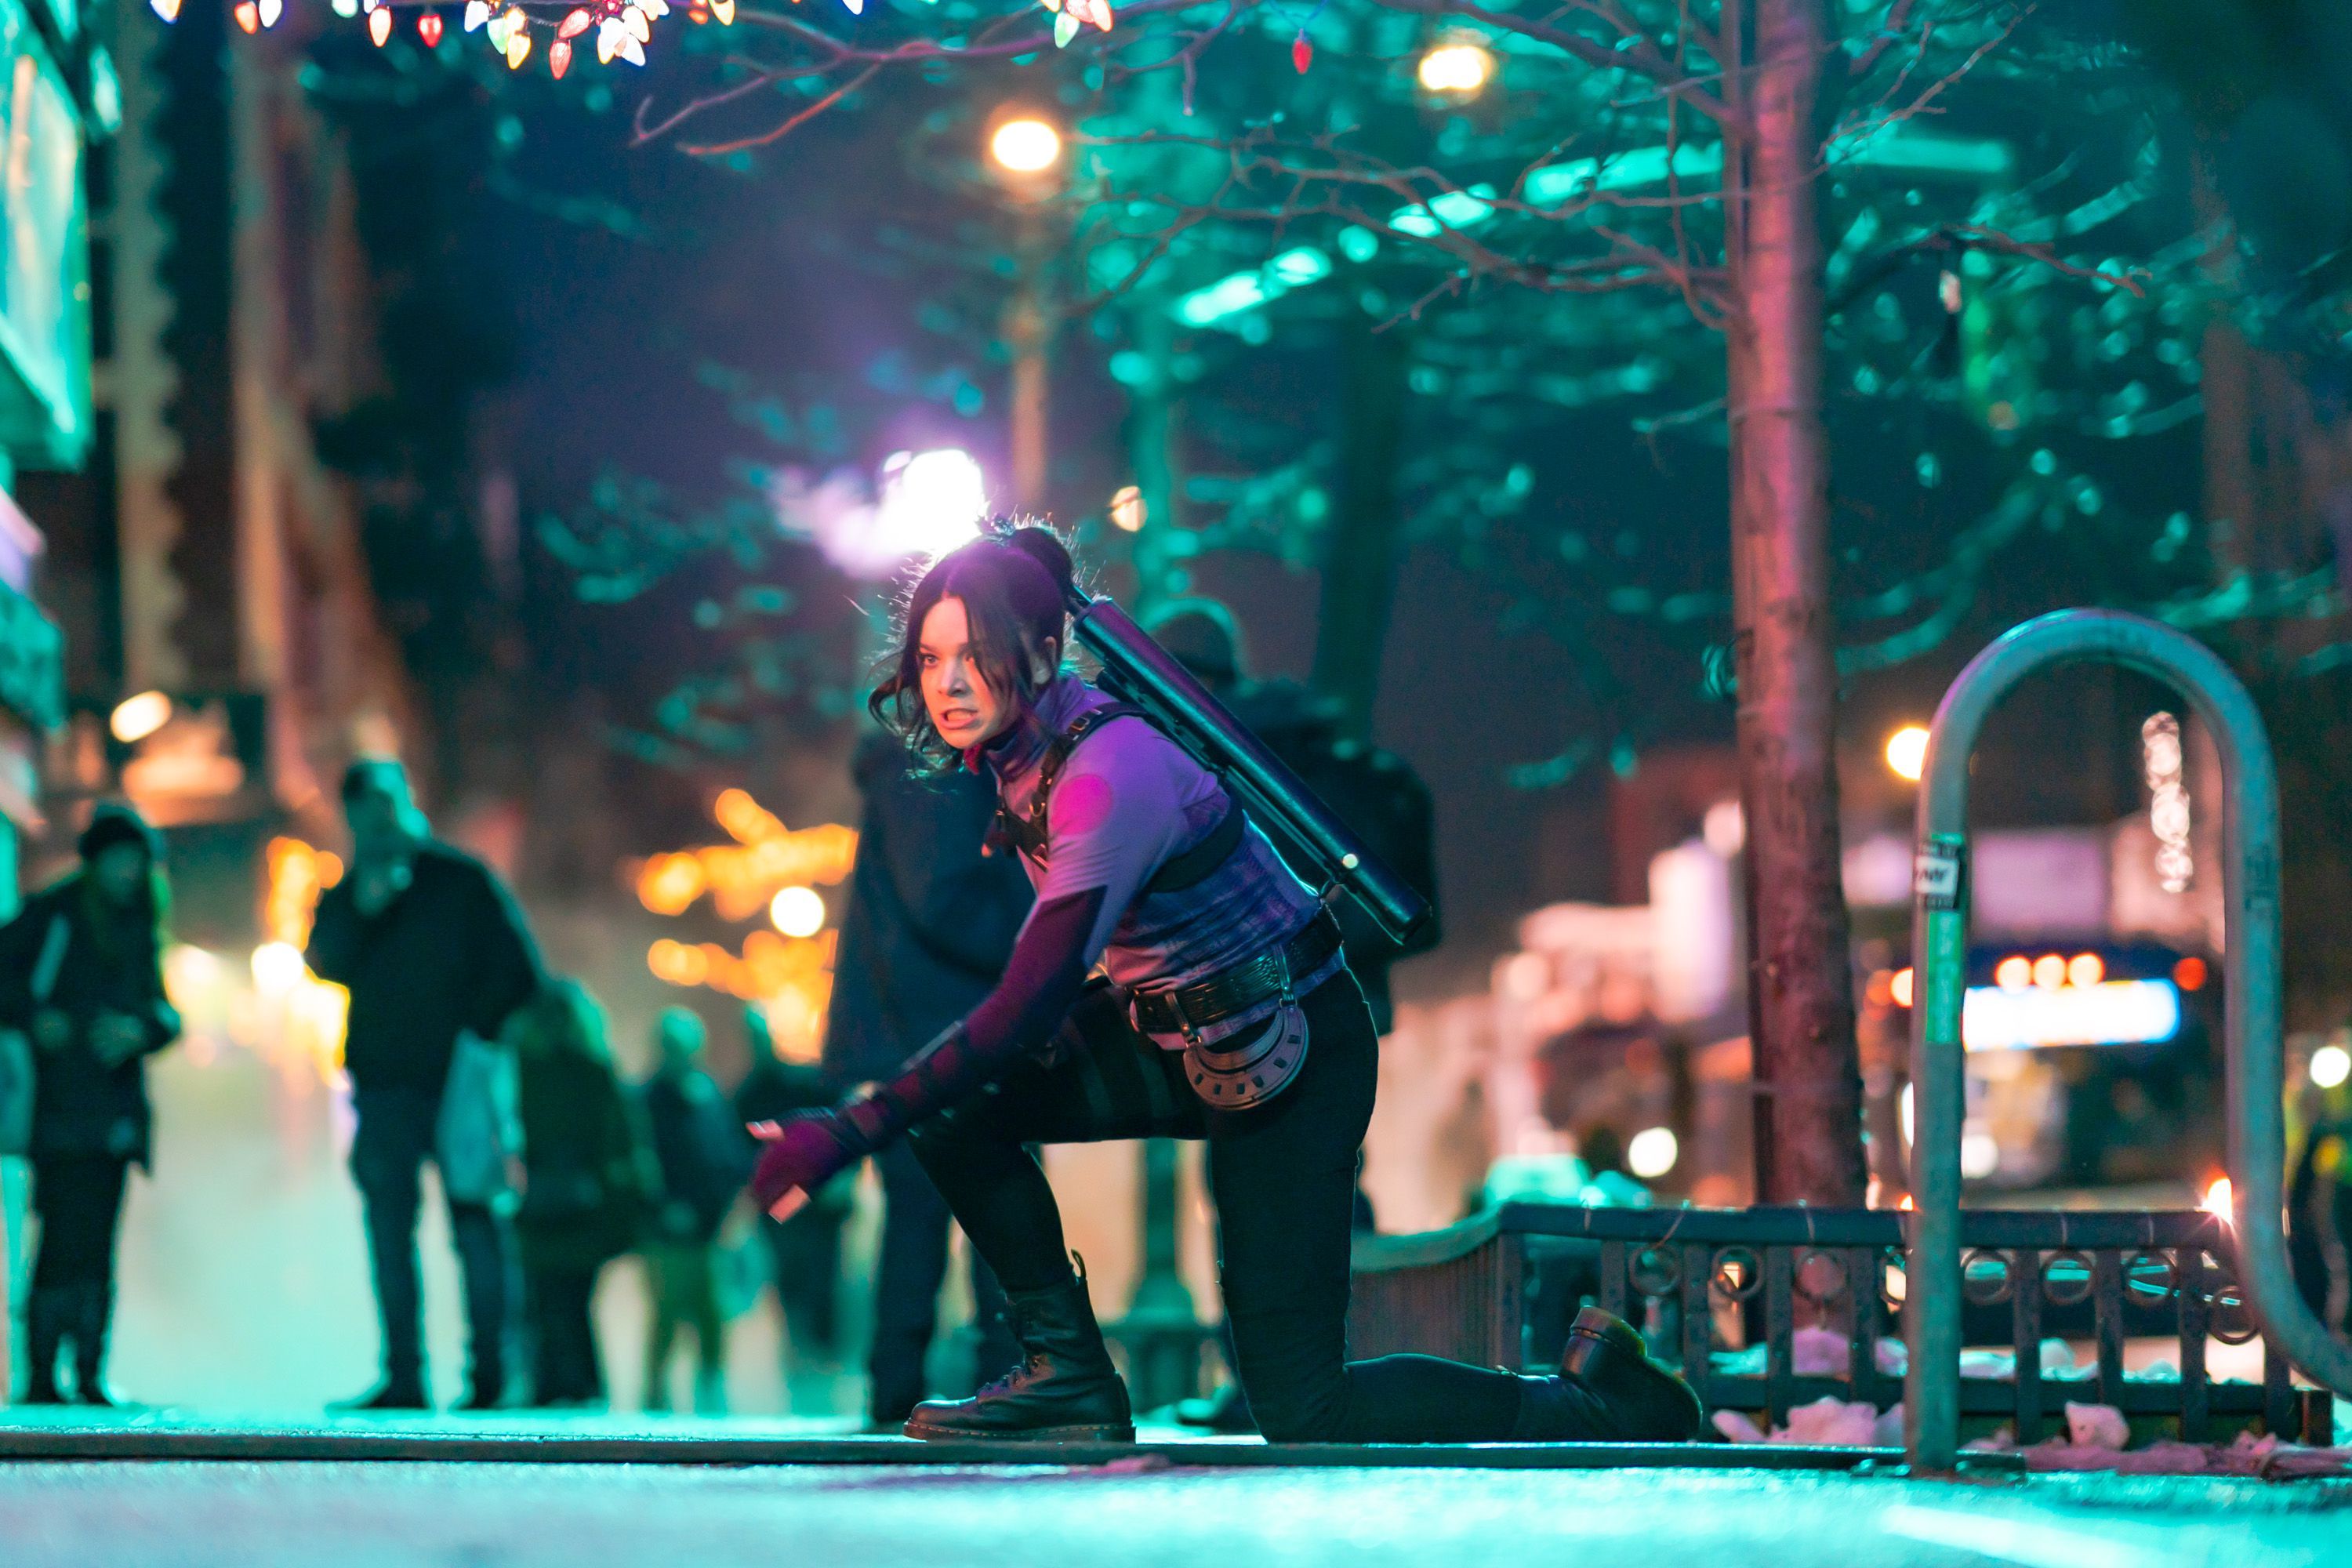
(1130, 909, 1344, 1040)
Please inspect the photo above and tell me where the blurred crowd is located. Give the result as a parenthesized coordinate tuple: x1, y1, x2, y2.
(0, 604, 1446, 1420)
(0, 765, 896, 1414)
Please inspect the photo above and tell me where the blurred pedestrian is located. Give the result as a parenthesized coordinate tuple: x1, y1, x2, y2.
(509, 981, 657, 1408)
(0, 804, 178, 1405)
(638, 1007, 746, 1414)
(734, 1010, 854, 1383)
(824, 727, 1029, 1428)
(306, 758, 542, 1411)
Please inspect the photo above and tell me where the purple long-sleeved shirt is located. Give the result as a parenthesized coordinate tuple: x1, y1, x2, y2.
(960, 675, 1341, 1064)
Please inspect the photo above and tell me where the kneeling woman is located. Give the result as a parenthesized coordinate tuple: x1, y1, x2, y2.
(753, 527, 1699, 1444)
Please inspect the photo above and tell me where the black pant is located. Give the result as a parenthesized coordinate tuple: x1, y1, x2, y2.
(910, 971, 1526, 1443)
(31, 1156, 130, 1290)
(350, 1087, 514, 1392)
(763, 1203, 848, 1360)
(27, 1156, 132, 1396)
(526, 1265, 605, 1403)
(867, 1139, 1017, 1422)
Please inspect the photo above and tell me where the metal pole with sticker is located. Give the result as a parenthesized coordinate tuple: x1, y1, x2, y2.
(1905, 830, 1968, 1470)
(1901, 608, 2350, 1473)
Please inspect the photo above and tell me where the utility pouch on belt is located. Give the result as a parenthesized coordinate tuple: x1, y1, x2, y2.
(1131, 909, 1341, 1110)
(1178, 996, 1309, 1111)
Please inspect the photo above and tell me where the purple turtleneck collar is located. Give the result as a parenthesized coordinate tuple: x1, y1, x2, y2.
(965, 673, 1099, 781)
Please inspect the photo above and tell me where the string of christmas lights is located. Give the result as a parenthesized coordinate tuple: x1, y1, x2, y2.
(149, 0, 1111, 76)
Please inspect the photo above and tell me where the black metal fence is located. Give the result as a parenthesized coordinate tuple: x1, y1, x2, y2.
(1347, 1202, 2336, 1445)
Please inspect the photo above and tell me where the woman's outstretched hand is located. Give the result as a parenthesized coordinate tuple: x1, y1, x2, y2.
(747, 1111, 861, 1221)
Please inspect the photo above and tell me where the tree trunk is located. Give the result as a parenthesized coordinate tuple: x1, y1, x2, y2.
(1725, 0, 1866, 1206)
(1312, 313, 1409, 744)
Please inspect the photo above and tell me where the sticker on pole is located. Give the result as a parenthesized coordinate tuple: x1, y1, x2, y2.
(1915, 840, 1966, 912)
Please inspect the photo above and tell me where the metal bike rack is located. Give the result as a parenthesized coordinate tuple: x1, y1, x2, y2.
(1904, 609, 2352, 1472)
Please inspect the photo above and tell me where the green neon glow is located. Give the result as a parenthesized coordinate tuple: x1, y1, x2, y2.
(1172, 245, 1334, 328)
(1167, 128, 2009, 330)
(1388, 184, 1497, 238)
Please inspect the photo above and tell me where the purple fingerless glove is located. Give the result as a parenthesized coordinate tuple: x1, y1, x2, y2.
(750, 1110, 863, 1213)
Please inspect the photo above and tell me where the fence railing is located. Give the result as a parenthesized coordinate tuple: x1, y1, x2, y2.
(1347, 1201, 2335, 1446)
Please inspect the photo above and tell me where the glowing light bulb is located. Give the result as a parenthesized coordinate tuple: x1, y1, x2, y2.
(419, 11, 445, 44)
(770, 886, 826, 939)
(868, 448, 988, 564)
(550, 35, 573, 74)
(1626, 1127, 1679, 1180)
(2066, 953, 2104, 989)
(1889, 967, 1915, 1008)
(332, 0, 359, 16)
(252, 942, 307, 993)
(2312, 1044, 2351, 1090)
(558, 8, 590, 36)
(110, 690, 172, 745)
(623, 2, 650, 40)
(2031, 953, 2067, 990)
(258, 0, 284, 26)
(234, 1, 260, 31)
(1417, 40, 1494, 96)
(1885, 724, 1930, 782)
(464, 0, 489, 28)
(2201, 1176, 2234, 1225)
(150, 0, 182, 20)
(369, 5, 393, 42)
(1994, 955, 2032, 992)
(711, 0, 733, 20)
(1109, 484, 1146, 532)
(989, 116, 1062, 175)
(506, 26, 532, 64)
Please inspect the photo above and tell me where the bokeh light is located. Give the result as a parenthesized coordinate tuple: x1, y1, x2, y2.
(1884, 724, 1930, 782)
(1417, 41, 1494, 95)
(989, 117, 1062, 175)
(770, 885, 826, 939)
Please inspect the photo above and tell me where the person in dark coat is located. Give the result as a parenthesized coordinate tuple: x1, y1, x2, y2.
(1145, 601, 1442, 1033)
(638, 1006, 747, 1413)
(820, 727, 1031, 1427)
(0, 803, 179, 1405)
(304, 758, 543, 1411)
(509, 980, 658, 1407)
(733, 1012, 856, 1390)
(1145, 601, 1442, 1431)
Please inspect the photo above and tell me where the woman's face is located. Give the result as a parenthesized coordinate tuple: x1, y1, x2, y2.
(920, 596, 1008, 751)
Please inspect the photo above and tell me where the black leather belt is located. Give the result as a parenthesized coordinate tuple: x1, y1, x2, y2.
(1130, 909, 1344, 1039)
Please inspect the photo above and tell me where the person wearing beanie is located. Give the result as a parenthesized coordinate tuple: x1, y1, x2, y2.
(0, 800, 179, 1406)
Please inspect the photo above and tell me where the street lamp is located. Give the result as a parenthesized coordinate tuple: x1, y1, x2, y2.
(1417, 39, 1494, 96)
(1885, 724, 1929, 782)
(985, 111, 1064, 512)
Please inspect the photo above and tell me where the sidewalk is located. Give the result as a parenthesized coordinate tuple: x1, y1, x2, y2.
(2, 1446, 2347, 1568)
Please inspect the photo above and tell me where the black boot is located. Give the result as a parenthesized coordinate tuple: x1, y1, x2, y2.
(20, 1289, 70, 1406)
(1512, 1306, 1701, 1442)
(70, 1284, 117, 1408)
(455, 1348, 506, 1412)
(1172, 1381, 1258, 1434)
(904, 1271, 1133, 1443)
(336, 1369, 430, 1413)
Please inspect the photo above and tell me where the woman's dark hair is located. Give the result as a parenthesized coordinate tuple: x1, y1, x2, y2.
(869, 522, 1076, 766)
